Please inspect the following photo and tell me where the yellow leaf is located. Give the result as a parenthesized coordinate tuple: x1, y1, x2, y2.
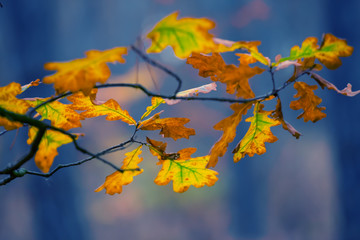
(290, 81, 326, 122)
(67, 89, 136, 125)
(43, 47, 128, 95)
(208, 102, 253, 168)
(146, 11, 217, 59)
(154, 147, 218, 193)
(140, 97, 165, 120)
(233, 103, 280, 162)
(27, 127, 79, 173)
(27, 98, 83, 130)
(275, 34, 353, 70)
(140, 112, 195, 140)
(0, 82, 30, 130)
(95, 146, 143, 195)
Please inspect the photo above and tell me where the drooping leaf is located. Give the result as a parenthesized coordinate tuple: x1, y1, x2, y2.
(95, 146, 143, 195)
(146, 137, 168, 165)
(146, 11, 217, 59)
(27, 98, 83, 130)
(140, 112, 195, 140)
(164, 82, 217, 105)
(187, 52, 265, 99)
(67, 89, 136, 125)
(208, 102, 253, 168)
(213, 38, 270, 65)
(27, 127, 80, 173)
(0, 82, 30, 130)
(154, 147, 218, 193)
(233, 103, 280, 162)
(43, 47, 128, 95)
(310, 72, 360, 97)
(290, 81, 326, 122)
(275, 34, 353, 70)
(140, 97, 165, 120)
(271, 98, 301, 139)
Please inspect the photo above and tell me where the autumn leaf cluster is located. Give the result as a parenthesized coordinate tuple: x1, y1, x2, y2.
(0, 11, 358, 194)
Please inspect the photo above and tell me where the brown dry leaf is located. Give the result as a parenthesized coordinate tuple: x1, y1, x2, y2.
(290, 81, 326, 122)
(140, 112, 195, 140)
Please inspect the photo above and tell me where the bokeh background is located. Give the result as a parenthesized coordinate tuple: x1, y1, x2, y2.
(0, 0, 360, 239)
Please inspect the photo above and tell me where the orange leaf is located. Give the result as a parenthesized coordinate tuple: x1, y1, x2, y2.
(27, 127, 80, 173)
(146, 11, 217, 59)
(154, 147, 218, 193)
(233, 103, 280, 162)
(27, 98, 83, 130)
(140, 97, 165, 120)
(271, 98, 301, 139)
(67, 89, 136, 125)
(290, 81, 326, 122)
(43, 47, 128, 95)
(0, 82, 30, 130)
(140, 112, 195, 140)
(187, 52, 265, 99)
(95, 146, 143, 195)
(208, 102, 253, 168)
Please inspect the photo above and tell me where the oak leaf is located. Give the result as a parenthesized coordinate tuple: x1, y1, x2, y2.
(43, 47, 128, 95)
(233, 103, 280, 162)
(140, 97, 165, 120)
(27, 127, 80, 173)
(187, 52, 265, 99)
(153, 146, 218, 193)
(208, 102, 253, 168)
(67, 89, 136, 125)
(0, 82, 30, 130)
(95, 146, 143, 195)
(290, 81, 326, 122)
(275, 34, 353, 70)
(146, 11, 217, 59)
(140, 112, 195, 140)
(27, 98, 83, 130)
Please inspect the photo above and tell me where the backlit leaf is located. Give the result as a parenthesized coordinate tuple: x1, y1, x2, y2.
(275, 34, 353, 69)
(140, 97, 165, 120)
(290, 81, 326, 122)
(154, 147, 218, 193)
(67, 89, 136, 125)
(95, 146, 143, 195)
(43, 47, 128, 95)
(233, 103, 280, 162)
(146, 11, 217, 59)
(208, 102, 253, 168)
(140, 112, 195, 140)
(0, 82, 30, 130)
(27, 127, 80, 173)
(27, 98, 83, 130)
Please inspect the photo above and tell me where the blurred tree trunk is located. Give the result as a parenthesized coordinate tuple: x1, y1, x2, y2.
(327, 1, 360, 239)
(7, 1, 90, 239)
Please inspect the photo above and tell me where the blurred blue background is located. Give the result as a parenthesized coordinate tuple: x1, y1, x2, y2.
(0, 0, 360, 239)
